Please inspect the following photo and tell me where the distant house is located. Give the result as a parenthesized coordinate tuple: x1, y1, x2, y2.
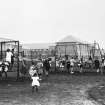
(22, 36, 103, 60)
(55, 35, 101, 60)
(22, 43, 55, 59)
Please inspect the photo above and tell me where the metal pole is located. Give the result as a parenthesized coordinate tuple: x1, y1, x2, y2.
(97, 42, 102, 59)
(79, 44, 81, 59)
(30, 49, 32, 61)
(55, 46, 57, 72)
(65, 45, 66, 57)
(1, 42, 2, 60)
(17, 41, 20, 80)
(93, 41, 96, 60)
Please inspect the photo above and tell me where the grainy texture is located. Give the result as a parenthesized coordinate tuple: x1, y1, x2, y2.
(0, 73, 104, 105)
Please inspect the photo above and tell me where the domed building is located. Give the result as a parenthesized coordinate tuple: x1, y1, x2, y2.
(55, 35, 102, 60)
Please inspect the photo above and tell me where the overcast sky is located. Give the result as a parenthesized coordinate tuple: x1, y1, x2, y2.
(0, 0, 105, 48)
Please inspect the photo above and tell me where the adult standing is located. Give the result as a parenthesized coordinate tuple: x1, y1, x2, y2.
(6, 48, 13, 70)
(43, 58, 50, 76)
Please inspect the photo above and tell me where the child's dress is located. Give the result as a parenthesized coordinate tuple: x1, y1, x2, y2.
(31, 76, 40, 87)
(4, 62, 9, 72)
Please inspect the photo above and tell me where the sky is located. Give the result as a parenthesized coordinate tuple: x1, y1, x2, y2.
(0, 0, 105, 48)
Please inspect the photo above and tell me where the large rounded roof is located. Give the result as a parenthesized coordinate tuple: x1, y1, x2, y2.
(57, 35, 88, 44)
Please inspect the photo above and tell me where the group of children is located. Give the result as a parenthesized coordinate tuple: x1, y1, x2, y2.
(29, 58, 52, 93)
(55, 56, 105, 74)
(56, 57, 76, 74)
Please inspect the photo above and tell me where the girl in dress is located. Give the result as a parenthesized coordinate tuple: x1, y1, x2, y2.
(31, 72, 41, 93)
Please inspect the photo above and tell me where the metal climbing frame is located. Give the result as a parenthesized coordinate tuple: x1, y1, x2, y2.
(0, 40, 20, 79)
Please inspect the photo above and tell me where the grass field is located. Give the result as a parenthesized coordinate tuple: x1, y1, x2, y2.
(0, 72, 105, 105)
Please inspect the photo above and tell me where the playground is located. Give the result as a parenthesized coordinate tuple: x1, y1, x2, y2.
(0, 73, 105, 105)
(0, 38, 105, 105)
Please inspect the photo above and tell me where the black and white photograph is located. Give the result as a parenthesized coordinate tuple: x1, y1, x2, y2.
(0, 0, 105, 105)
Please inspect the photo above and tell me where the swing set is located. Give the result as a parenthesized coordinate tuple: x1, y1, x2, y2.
(54, 41, 104, 72)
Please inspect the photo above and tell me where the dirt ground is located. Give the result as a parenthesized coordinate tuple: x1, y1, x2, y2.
(88, 82, 105, 105)
(0, 73, 104, 105)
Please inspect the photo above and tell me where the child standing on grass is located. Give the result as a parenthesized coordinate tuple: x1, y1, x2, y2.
(31, 72, 41, 93)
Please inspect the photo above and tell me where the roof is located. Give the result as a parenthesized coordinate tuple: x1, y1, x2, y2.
(0, 37, 15, 42)
(57, 35, 88, 44)
(22, 43, 55, 49)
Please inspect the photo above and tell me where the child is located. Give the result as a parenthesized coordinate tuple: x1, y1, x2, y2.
(94, 57, 100, 73)
(36, 60, 43, 76)
(101, 58, 105, 74)
(43, 59, 50, 76)
(29, 62, 36, 77)
(0, 61, 3, 78)
(78, 59, 83, 73)
(31, 72, 41, 93)
(70, 57, 75, 74)
(3, 61, 9, 78)
(66, 60, 70, 74)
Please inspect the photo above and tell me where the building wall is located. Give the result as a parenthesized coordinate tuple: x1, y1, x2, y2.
(56, 44, 77, 57)
(76, 44, 92, 59)
(56, 42, 93, 59)
(23, 48, 50, 59)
